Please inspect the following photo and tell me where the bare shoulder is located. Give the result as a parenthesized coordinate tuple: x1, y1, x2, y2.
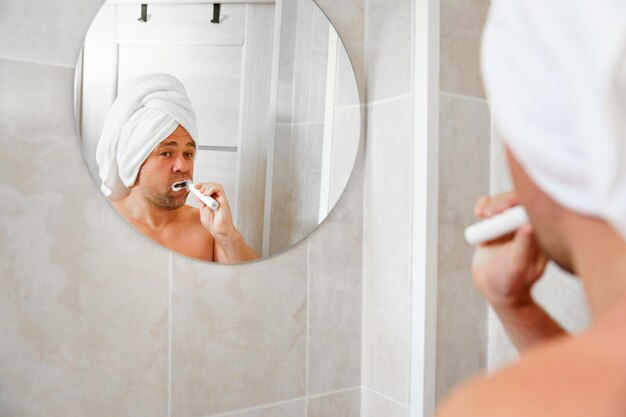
(437, 304, 626, 417)
(179, 204, 203, 225)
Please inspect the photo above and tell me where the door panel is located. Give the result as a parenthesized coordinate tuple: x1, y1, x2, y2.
(116, 4, 245, 45)
(118, 43, 242, 148)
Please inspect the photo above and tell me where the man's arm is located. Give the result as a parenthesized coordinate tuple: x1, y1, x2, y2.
(489, 295, 566, 352)
(213, 227, 258, 263)
(194, 182, 259, 263)
(472, 193, 566, 351)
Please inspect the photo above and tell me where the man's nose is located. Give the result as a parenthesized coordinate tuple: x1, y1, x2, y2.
(172, 155, 191, 173)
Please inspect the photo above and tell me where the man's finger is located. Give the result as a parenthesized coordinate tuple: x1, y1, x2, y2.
(492, 193, 518, 214)
(475, 196, 492, 218)
(205, 184, 225, 199)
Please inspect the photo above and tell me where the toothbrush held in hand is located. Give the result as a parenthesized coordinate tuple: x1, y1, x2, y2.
(172, 180, 220, 211)
(464, 206, 529, 245)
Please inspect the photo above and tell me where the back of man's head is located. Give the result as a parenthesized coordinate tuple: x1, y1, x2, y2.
(481, 0, 626, 261)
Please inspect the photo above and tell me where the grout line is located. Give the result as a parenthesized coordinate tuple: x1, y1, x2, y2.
(305, 240, 311, 416)
(0, 55, 75, 69)
(367, 92, 415, 107)
(276, 121, 325, 127)
(306, 385, 360, 400)
(362, 386, 410, 409)
(333, 103, 363, 111)
(168, 251, 173, 417)
(200, 386, 360, 417)
(440, 90, 488, 104)
(202, 397, 305, 417)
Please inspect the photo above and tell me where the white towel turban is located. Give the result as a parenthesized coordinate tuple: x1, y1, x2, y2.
(482, 0, 626, 239)
(96, 73, 199, 201)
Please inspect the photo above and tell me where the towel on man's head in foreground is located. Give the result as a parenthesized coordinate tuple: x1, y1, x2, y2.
(482, 0, 626, 239)
(96, 73, 199, 201)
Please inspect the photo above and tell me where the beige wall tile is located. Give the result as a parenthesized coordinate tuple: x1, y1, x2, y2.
(170, 244, 308, 417)
(0, 59, 76, 137)
(308, 388, 360, 417)
(307, 6, 333, 123)
(440, 0, 491, 98)
(269, 125, 306, 255)
(314, 0, 365, 101)
(489, 127, 513, 193)
(361, 388, 409, 417)
(307, 325, 360, 394)
(276, 0, 298, 124)
(0, 0, 103, 67)
(222, 399, 305, 417)
(0, 60, 170, 417)
(334, 43, 362, 108)
(436, 94, 490, 402)
(292, 0, 330, 125)
(362, 96, 412, 404)
(306, 134, 363, 395)
(302, 123, 324, 238)
(310, 162, 363, 395)
(365, 0, 412, 102)
(330, 106, 363, 209)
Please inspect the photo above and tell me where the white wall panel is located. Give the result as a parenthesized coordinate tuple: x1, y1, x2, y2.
(118, 43, 242, 147)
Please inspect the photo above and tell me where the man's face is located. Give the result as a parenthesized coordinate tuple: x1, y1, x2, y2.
(134, 125, 196, 210)
(506, 147, 575, 273)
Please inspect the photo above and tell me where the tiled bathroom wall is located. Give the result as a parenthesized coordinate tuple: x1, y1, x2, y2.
(361, 0, 492, 414)
(361, 0, 413, 415)
(0, 1, 364, 416)
(435, 0, 491, 403)
(1, 0, 545, 415)
(270, 0, 330, 254)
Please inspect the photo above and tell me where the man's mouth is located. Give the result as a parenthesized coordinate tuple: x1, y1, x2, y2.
(171, 180, 191, 192)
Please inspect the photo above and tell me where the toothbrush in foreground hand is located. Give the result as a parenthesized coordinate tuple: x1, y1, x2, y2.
(464, 206, 529, 245)
(172, 180, 220, 211)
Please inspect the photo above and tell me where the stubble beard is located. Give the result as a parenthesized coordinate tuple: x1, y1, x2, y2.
(144, 189, 187, 210)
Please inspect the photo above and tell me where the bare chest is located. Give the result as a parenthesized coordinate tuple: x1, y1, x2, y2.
(132, 220, 214, 262)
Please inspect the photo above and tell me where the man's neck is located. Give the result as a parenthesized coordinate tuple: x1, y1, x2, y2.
(569, 217, 626, 319)
(114, 190, 180, 230)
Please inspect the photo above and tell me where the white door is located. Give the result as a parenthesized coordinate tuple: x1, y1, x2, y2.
(81, 2, 276, 255)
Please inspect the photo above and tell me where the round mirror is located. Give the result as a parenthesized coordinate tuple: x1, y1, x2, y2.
(75, 0, 361, 263)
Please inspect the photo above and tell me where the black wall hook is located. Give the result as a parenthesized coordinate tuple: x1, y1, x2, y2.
(138, 4, 148, 22)
(211, 3, 221, 24)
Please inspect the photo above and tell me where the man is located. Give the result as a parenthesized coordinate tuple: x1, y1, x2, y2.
(96, 73, 257, 263)
(438, 0, 626, 416)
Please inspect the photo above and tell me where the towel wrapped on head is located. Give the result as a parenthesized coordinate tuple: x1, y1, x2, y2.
(96, 73, 199, 201)
(481, 0, 626, 239)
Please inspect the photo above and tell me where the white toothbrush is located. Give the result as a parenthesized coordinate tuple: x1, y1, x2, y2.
(464, 206, 529, 245)
(171, 180, 220, 211)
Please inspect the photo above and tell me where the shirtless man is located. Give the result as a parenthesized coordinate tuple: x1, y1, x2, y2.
(438, 151, 626, 416)
(112, 125, 258, 263)
(95, 73, 257, 263)
(437, 0, 626, 415)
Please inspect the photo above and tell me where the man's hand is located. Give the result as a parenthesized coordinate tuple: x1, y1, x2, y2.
(471, 192, 548, 309)
(194, 182, 235, 240)
(193, 182, 258, 263)
(471, 192, 565, 351)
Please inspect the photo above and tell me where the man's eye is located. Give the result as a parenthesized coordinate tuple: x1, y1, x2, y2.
(184, 152, 195, 158)
(160, 152, 171, 157)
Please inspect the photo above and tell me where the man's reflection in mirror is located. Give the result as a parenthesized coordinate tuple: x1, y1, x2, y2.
(96, 73, 258, 263)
